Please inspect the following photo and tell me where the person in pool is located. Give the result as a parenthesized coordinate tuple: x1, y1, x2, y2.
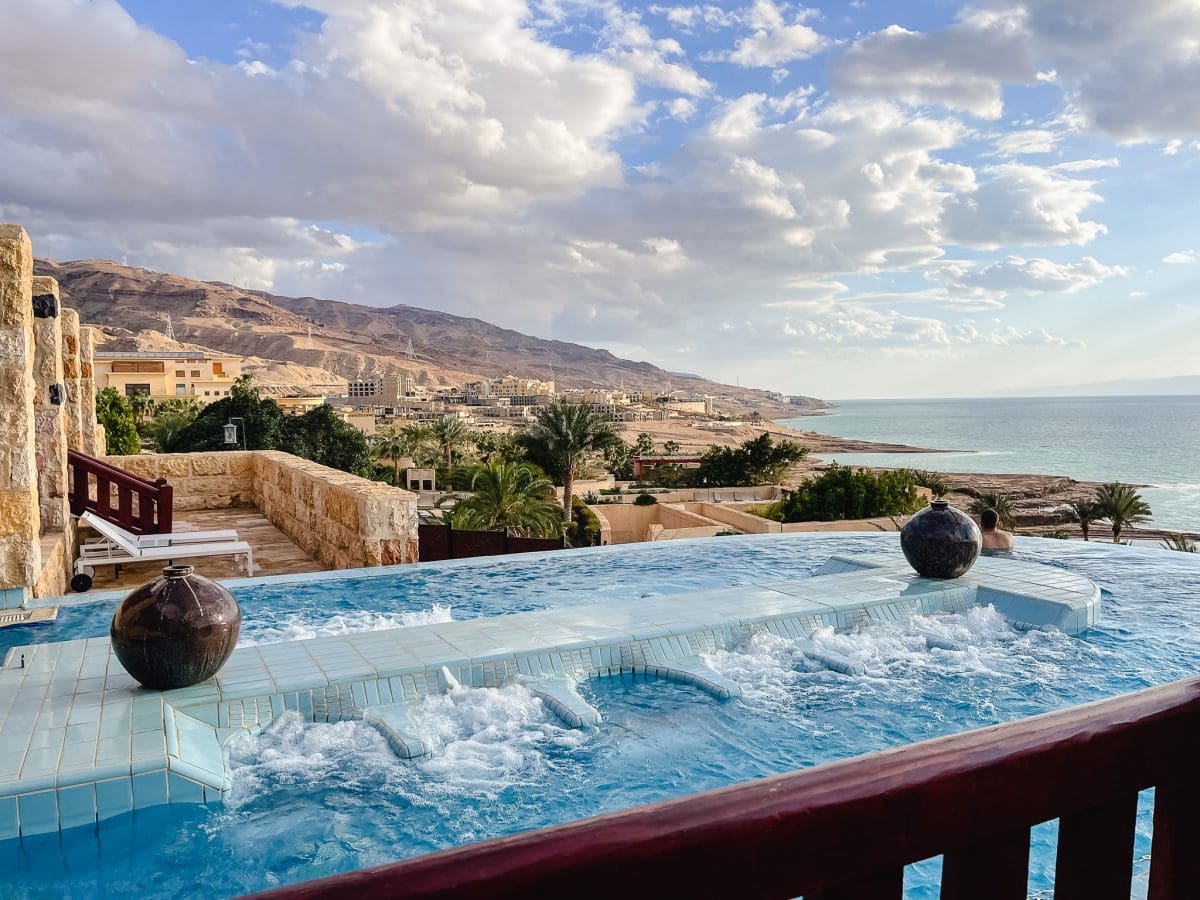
(979, 508, 1014, 555)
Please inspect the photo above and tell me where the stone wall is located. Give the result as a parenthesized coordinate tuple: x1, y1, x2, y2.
(60, 308, 85, 452)
(110, 450, 420, 570)
(78, 327, 99, 456)
(0, 225, 42, 605)
(31, 276, 68, 533)
(108, 451, 257, 510)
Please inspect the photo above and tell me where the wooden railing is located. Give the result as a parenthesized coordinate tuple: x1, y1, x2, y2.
(68, 450, 173, 535)
(418, 523, 565, 562)
(250, 675, 1200, 900)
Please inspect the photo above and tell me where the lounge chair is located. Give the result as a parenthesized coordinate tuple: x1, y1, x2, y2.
(71, 511, 254, 591)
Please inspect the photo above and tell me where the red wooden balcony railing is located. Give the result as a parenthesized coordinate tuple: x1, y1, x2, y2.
(250, 675, 1200, 900)
(68, 450, 173, 535)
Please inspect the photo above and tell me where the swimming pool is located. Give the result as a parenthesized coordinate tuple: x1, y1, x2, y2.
(3, 533, 1199, 897)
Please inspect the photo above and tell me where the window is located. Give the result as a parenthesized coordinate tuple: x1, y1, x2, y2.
(190, 370, 201, 378)
(176, 370, 185, 378)
(176, 384, 186, 396)
(422, 480, 433, 490)
(204, 391, 211, 396)
(124, 384, 151, 397)
(213, 362, 224, 376)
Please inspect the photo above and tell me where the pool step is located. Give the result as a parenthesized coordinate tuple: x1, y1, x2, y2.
(360, 703, 432, 760)
(524, 679, 602, 728)
(640, 655, 743, 700)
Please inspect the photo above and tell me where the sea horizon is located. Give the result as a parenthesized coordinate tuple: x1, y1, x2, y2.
(779, 394, 1200, 532)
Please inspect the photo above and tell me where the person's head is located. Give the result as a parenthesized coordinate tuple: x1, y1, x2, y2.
(980, 508, 999, 531)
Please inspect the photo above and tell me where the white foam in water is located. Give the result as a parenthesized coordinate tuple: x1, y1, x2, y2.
(239, 604, 453, 646)
(405, 682, 590, 790)
(705, 604, 1079, 718)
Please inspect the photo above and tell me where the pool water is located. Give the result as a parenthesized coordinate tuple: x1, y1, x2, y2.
(2, 533, 1199, 898)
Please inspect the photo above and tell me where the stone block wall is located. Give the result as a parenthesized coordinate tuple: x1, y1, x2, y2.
(0, 225, 41, 600)
(110, 450, 420, 570)
(32, 276, 68, 533)
(107, 451, 257, 510)
(78, 326, 99, 456)
(253, 452, 419, 569)
(60, 308, 85, 452)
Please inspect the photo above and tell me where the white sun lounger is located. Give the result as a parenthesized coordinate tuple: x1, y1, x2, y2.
(72, 511, 254, 591)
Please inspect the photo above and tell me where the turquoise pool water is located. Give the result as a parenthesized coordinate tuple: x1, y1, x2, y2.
(2, 533, 1199, 897)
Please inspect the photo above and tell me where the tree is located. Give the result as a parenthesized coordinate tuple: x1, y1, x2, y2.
(372, 427, 407, 484)
(1161, 533, 1197, 553)
(771, 465, 925, 523)
(279, 405, 372, 475)
(527, 401, 617, 523)
(128, 391, 156, 425)
(696, 433, 809, 487)
(1095, 482, 1152, 543)
(399, 422, 437, 466)
(969, 492, 1016, 530)
(95, 388, 140, 456)
(1064, 499, 1100, 541)
(567, 497, 602, 547)
(147, 398, 201, 452)
(431, 414, 470, 469)
(907, 469, 949, 498)
(168, 375, 369, 475)
(442, 462, 563, 538)
(663, 440, 681, 455)
(632, 432, 655, 456)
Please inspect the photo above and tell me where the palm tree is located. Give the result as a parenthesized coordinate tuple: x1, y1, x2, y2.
(1064, 499, 1100, 541)
(528, 401, 617, 523)
(371, 427, 408, 485)
(969, 492, 1016, 530)
(399, 422, 436, 466)
(1094, 482, 1152, 543)
(430, 415, 469, 469)
(1161, 533, 1198, 553)
(129, 391, 155, 424)
(444, 462, 563, 538)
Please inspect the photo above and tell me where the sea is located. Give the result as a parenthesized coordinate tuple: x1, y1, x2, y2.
(779, 395, 1200, 532)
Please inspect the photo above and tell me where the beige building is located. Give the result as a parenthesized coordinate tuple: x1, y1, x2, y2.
(94, 350, 241, 402)
(347, 373, 416, 403)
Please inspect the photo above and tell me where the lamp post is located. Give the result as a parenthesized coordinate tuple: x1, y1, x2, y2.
(224, 417, 246, 451)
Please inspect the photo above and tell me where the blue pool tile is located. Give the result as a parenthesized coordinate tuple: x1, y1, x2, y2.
(0, 796, 17, 841)
(57, 784, 96, 831)
(167, 772, 205, 805)
(94, 777, 133, 820)
(18, 790, 59, 837)
(132, 771, 168, 809)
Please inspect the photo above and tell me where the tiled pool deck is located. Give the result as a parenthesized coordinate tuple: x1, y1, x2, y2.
(0, 553, 1099, 840)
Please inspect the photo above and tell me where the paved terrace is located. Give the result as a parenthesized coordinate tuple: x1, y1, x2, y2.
(0, 553, 1100, 840)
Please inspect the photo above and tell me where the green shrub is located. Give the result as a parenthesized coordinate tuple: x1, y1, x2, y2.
(696, 433, 808, 486)
(568, 497, 603, 547)
(745, 502, 784, 522)
(775, 465, 924, 522)
(95, 388, 140, 456)
(633, 492, 659, 506)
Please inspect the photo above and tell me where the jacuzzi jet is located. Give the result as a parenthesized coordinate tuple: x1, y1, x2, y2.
(441, 666, 463, 691)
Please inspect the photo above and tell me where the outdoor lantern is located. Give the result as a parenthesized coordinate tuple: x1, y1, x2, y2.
(223, 422, 238, 445)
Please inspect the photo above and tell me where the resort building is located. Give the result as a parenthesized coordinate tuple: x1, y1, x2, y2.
(346, 373, 416, 403)
(94, 350, 242, 402)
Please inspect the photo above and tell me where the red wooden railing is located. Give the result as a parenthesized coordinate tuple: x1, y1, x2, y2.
(418, 523, 565, 562)
(249, 675, 1200, 900)
(68, 450, 174, 535)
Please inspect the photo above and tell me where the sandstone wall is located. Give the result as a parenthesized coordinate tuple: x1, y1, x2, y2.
(107, 451, 257, 510)
(79, 326, 99, 456)
(59, 308, 85, 452)
(253, 451, 419, 569)
(0, 225, 41, 602)
(31, 276, 68, 533)
(111, 450, 420, 570)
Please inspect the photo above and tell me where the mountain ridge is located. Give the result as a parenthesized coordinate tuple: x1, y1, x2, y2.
(34, 258, 830, 414)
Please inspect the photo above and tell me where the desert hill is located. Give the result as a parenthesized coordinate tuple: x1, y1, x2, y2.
(34, 258, 830, 414)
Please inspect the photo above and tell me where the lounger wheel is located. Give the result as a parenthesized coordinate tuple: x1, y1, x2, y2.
(71, 568, 95, 592)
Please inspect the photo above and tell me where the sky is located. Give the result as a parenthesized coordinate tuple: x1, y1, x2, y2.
(1, 1, 1198, 399)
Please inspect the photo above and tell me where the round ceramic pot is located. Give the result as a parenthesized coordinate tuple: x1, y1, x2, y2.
(900, 499, 982, 579)
(110, 565, 241, 690)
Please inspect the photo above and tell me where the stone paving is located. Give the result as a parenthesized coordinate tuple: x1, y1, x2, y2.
(0, 553, 1101, 840)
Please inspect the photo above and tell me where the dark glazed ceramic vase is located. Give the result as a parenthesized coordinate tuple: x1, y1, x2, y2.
(110, 565, 241, 690)
(900, 499, 982, 579)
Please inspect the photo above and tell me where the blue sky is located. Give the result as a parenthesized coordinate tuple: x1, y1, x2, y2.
(2, 0, 1198, 398)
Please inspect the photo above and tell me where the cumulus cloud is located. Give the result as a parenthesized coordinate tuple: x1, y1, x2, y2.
(933, 255, 1127, 300)
(706, 0, 826, 67)
(1163, 250, 1198, 264)
(833, 0, 1200, 141)
(994, 129, 1059, 156)
(942, 163, 1106, 249)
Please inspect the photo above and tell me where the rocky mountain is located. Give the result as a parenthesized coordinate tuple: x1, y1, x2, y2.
(34, 258, 830, 414)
